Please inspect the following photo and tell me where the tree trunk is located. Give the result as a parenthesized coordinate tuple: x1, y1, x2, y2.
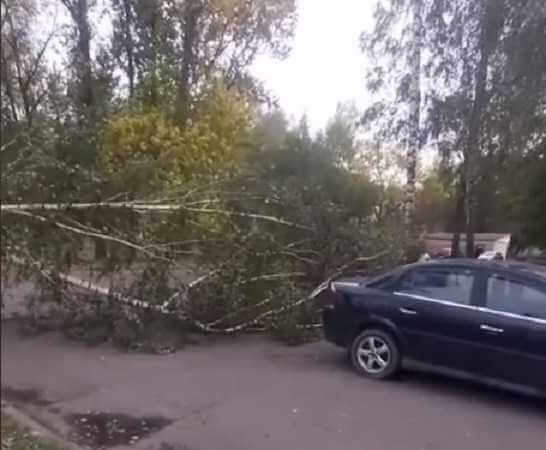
(149, 9, 159, 106)
(61, 0, 94, 114)
(450, 175, 465, 258)
(464, 160, 475, 257)
(177, 0, 202, 123)
(122, 0, 135, 98)
(76, 0, 94, 109)
(4, 7, 32, 128)
(0, 47, 19, 123)
(463, 0, 500, 257)
(404, 0, 423, 228)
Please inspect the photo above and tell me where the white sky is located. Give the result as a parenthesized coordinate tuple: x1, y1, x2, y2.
(251, 0, 376, 132)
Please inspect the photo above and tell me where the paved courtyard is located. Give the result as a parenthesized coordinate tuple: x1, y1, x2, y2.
(1, 321, 545, 450)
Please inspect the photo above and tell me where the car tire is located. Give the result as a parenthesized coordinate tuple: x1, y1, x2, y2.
(349, 329, 401, 379)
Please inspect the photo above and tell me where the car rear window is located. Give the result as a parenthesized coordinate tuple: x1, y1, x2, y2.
(487, 275, 546, 319)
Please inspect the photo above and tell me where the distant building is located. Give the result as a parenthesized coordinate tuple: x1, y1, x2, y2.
(424, 233, 511, 259)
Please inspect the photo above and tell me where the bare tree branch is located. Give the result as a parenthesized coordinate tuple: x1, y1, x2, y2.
(8, 255, 171, 314)
(8, 209, 173, 263)
(5, 246, 387, 335)
(1, 202, 312, 230)
(239, 272, 307, 284)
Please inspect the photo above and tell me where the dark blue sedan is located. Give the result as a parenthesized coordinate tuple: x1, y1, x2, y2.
(323, 259, 546, 397)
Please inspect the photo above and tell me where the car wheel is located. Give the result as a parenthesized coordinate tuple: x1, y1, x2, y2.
(350, 329, 401, 379)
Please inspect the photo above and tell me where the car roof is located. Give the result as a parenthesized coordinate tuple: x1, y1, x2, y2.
(415, 258, 546, 282)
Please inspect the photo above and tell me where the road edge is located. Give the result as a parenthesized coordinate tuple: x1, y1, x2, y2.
(1, 400, 84, 450)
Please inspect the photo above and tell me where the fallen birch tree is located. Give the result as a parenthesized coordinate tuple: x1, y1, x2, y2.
(1, 140, 410, 348)
(1, 189, 406, 347)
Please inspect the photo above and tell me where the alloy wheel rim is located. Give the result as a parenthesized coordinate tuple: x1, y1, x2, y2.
(356, 336, 391, 374)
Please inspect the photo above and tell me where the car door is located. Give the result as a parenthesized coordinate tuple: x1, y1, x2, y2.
(472, 270, 546, 391)
(390, 265, 483, 373)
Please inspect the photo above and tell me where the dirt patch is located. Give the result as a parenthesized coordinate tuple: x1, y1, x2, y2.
(1, 386, 52, 407)
(65, 411, 173, 448)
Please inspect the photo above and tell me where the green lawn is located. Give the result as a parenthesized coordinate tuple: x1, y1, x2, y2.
(1, 412, 65, 450)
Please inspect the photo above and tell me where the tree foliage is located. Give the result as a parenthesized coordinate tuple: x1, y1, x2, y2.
(100, 83, 253, 194)
(110, 0, 297, 112)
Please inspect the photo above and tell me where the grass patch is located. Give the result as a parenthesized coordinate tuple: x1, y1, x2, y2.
(1, 412, 66, 450)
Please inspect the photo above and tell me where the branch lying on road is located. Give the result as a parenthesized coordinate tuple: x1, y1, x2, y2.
(6, 255, 327, 334)
(8, 255, 171, 313)
(5, 256, 324, 334)
(5, 248, 387, 335)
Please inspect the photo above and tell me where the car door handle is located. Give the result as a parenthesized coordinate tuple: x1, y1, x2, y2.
(399, 307, 418, 315)
(480, 324, 504, 334)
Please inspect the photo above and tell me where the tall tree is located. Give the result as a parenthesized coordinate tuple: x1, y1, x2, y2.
(111, 0, 136, 98)
(321, 103, 360, 168)
(61, 0, 95, 114)
(176, 0, 202, 120)
(109, 0, 297, 118)
(461, 0, 504, 256)
(1, 0, 55, 130)
(406, 0, 423, 226)
(360, 0, 424, 229)
(363, 0, 546, 254)
(428, 0, 545, 254)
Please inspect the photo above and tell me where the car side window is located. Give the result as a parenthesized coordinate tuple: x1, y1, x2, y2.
(486, 274, 546, 319)
(396, 267, 475, 305)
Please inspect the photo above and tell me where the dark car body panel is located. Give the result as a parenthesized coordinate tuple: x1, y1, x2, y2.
(392, 294, 485, 373)
(469, 309, 546, 390)
(323, 287, 404, 347)
(323, 260, 546, 396)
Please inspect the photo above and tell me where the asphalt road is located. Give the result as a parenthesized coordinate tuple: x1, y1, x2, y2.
(1, 321, 545, 450)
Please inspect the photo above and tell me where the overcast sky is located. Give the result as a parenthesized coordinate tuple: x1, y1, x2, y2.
(251, 0, 375, 132)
